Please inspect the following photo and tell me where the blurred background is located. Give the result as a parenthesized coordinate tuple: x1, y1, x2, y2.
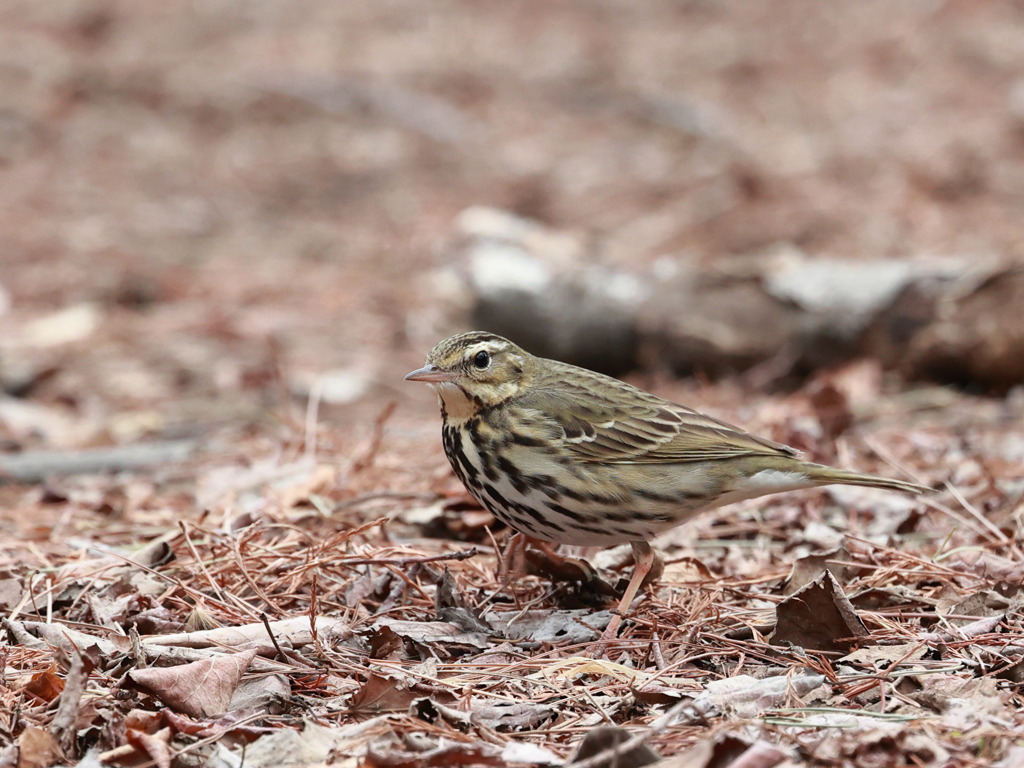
(1, 0, 1023, 453)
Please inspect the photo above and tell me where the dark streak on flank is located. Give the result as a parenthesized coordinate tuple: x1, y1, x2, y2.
(484, 483, 511, 512)
(510, 431, 547, 448)
(634, 487, 695, 503)
(546, 502, 587, 524)
(507, 499, 546, 527)
(495, 455, 528, 494)
(510, 501, 565, 534)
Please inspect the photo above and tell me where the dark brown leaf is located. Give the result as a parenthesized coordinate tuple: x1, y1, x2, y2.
(771, 571, 868, 652)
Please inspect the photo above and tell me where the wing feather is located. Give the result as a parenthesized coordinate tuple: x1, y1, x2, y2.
(515, 362, 797, 465)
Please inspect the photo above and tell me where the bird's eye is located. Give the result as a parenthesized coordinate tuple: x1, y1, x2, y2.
(473, 350, 490, 369)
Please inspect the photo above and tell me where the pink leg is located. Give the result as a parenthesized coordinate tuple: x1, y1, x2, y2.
(497, 532, 528, 586)
(598, 541, 657, 643)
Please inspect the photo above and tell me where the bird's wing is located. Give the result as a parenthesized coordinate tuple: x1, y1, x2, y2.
(516, 368, 797, 465)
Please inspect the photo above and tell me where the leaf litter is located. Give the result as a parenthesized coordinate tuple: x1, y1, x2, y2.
(1, 384, 1022, 768)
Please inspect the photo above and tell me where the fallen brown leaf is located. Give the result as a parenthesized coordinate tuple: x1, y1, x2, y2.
(771, 570, 869, 652)
(129, 648, 258, 718)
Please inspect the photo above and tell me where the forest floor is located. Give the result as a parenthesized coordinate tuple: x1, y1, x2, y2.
(1, 2, 1024, 766)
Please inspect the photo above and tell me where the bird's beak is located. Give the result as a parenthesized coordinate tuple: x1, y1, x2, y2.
(404, 364, 455, 383)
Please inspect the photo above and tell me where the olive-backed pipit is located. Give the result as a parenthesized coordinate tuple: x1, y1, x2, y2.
(406, 331, 928, 639)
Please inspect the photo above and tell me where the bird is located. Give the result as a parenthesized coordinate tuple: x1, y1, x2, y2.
(405, 331, 929, 640)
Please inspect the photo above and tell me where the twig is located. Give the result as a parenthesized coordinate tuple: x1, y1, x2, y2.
(920, 615, 1003, 645)
(51, 649, 89, 753)
(179, 521, 229, 607)
(231, 532, 284, 617)
(0, 440, 197, 482)
(340, 548, 479, 567)
(942, 479, 1017, 552)
(304, 375, 324, 461)
(261, 613, 288, 662)
(351, 401, 398, 473)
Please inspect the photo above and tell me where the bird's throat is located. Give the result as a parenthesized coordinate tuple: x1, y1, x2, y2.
(432, 382, 478, 423)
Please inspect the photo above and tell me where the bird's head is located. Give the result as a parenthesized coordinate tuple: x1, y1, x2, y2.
(405, 332, 532, 419)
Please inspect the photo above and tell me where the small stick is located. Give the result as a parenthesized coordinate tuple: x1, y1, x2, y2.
(261, 613, 288, 662)
(340, 548, 479, 567)
(0, 440, 197, 482)
(351, 401, 398, 472)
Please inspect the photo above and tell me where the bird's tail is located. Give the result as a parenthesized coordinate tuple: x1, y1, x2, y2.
(803, 463, 931, 496)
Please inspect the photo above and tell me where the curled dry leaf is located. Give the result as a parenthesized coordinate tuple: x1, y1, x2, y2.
(781, 546, 852, 596)
(771, 570, 869, 652)
(435, 568, 490, 634)
(144, 615, 352, 651)
(228, 674, 291, 716)
(942, 549, 1024, 582)
(530, 656, 654, 686)
(909, 675, 1007, 732)
(124, 726, 173, 768)
(523, 546, 618, 604)
(364, 731, 509, 768)
(697, 674, 827, 719)
(216, 718, 392, 768)
(129, 648, 257, 718)
(22, 665, 65, 704)
(412, 696, 473, 731)
(487, 609, 613, 644)
(369, 618, 489, 651)
(569, 725, 660, 768)
(840, 644, 927, 668)
(15, 726, 62, 768)
(350, 672, 456, 716)
(471, 700, 555, 733)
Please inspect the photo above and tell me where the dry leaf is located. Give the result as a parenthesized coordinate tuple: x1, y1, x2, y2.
(365, 733, 508, 768)
(22, 665, 64, 704)
(124, 726, 172, 768)
(782, 547, 852, 595)
(435, 568, 489, 633)
(350, 673, 453, 715)
(569, 725, 660, 768)
(698, 674, 826, 719)
(15, 727, 62, 768)
(129, 649, 257, 718)
(771, 570, 869, 652)
(472, 700, 555, 732)
(488, 609, 613, 644)
(369, 618, 489, 650)
(144, 616, 351, 650)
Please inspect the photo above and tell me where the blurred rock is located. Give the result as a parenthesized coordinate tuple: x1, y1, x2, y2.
(445, 207, 643, 375)
(639, 262, 800, 377)
(443, 208, 1023, 390)
(903, 266, 1024, 390)
(639, 250, 1013, 388)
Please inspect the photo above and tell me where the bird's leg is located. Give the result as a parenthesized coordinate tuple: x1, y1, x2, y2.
(496, 533, 566, 597)
(598, 541, 662, 643)
(496, 532, 529, 588)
